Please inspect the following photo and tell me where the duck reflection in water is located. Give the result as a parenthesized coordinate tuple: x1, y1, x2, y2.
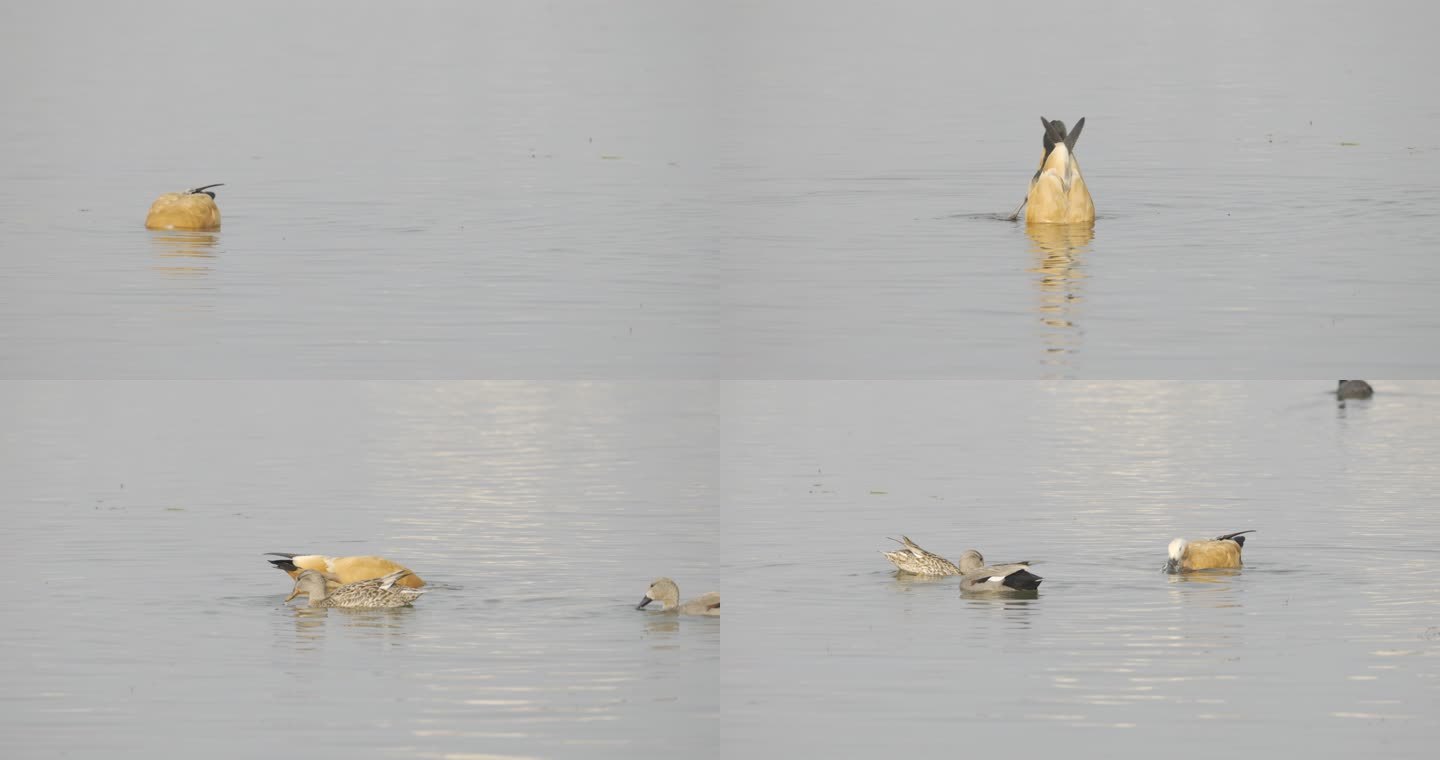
(1029, 223, 1094, 369)
(150, 230, 219, 277)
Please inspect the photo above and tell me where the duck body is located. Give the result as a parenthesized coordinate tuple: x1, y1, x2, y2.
(883, 535, 962, 576)
(1166, 530, 1255, 572)
(265, 552, 426, 588)
(145, 184, 223, 230)
(637, 577, 719, 616)
(958, 549, 1043, 592)
(1026, 117, 1094, 225)
(285, 568, 424, 608)
(1336, 380, 1374, 399)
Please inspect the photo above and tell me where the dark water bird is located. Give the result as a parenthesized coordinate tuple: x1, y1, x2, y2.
(1336, 380, 1374, 400)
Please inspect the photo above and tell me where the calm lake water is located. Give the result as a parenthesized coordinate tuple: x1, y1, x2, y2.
(721, 381, 1440, 757)
(1, 382, 718, 759)
(3, 0, 1439, 758)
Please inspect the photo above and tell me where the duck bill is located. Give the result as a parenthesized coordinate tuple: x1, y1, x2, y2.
(284, 589, 300, 602)
(1164, 558, 1179, 573)
(636, 596, 654, 610)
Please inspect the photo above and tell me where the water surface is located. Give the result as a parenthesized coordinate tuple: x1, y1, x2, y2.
(722, 381, 1440, 758)
(1, 382, 718, 759)
(3, 0, 1438, 757)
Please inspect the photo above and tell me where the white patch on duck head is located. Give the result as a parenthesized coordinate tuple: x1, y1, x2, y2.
(1166, 538, 1188, 571)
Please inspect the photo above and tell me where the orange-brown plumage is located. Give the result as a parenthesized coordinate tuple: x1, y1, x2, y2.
(1026, 117, 1094, 225)
(1166, 531, 1255, 572)
(265, 553, 425, 588)
(145, 184, 223, 230)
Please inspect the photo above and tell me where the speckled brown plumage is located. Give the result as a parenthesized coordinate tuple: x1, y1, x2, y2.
(285, 568, 425, 608)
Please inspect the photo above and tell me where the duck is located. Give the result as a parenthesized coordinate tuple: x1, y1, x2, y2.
(285, 568, 425, 608)
(1336, 380, 1374, 399)
(958, 549, 1043, 592)
(883, 535, 963, 576)
(636, 577, 719, 616)
(264, 552, 426, 588)
(1025, 117, 1095, 225)
(1165, 530, 1256, 572)
(883, 536, 1030, 577)
(144, 184, 223, 230)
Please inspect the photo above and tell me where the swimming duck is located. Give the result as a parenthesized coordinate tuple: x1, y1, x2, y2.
(637, 577, 719, 616)
(285, 568, 424, 608)
(264, 552, 426, 588)
(883, 535, 963, 576)
(144, 184, 223, 230)
(882, 536, 1031, 577)
(1165, 530, 1255, 572)
(958, 549, 1043, 592)
(1336, 380, 1374, 399)
(1025, 117, 1094, 225)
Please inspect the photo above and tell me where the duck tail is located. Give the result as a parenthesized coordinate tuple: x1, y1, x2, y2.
(1002, 569, 1044, 591)
(1215, 530, 1256, 545)
(1065, 117, 1085, 152)
(377, 569, 414, 590)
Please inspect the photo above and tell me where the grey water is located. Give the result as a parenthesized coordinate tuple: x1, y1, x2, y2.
(721, 381, 1440, 757)
(2, 0, 1438, 758)
(1, 382, 718, 759)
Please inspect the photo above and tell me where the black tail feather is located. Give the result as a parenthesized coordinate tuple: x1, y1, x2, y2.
(1214, 530, 1257, 545)
(1066, 117, 1085, 152)
(1002, 569, 1044, 591)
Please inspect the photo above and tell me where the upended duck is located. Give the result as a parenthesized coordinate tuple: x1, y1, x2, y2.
(637, 577, 719, 616)
(958, 549, 1043, 592)
(883, 535, 964, 576)
(285, 568, 425, 608)
(265, 552, 426, 588)
(1336, 380, 1374, 399)
(883, 535, 1031, 578)
(1025, 117, 1094, 225)
(144, 184, 223, 231)
(1165, 530, 1256, 572)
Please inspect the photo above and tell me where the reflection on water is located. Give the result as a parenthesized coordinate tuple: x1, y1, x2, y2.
(1027, 223, 1093, 374)
(960, 594, 1040, 632)
(1165, 569, 1245, 613)
(1335, 395, 1373, 415)
(1166, 568, 1243, 585)
(643, 617, 682, 636)
(148, 230, 218, 278)
(284, 605, 332, 651)
(2, 382, 717, 759)
(724, 381, 1440, 756)
(960, 588, 1040, 600)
